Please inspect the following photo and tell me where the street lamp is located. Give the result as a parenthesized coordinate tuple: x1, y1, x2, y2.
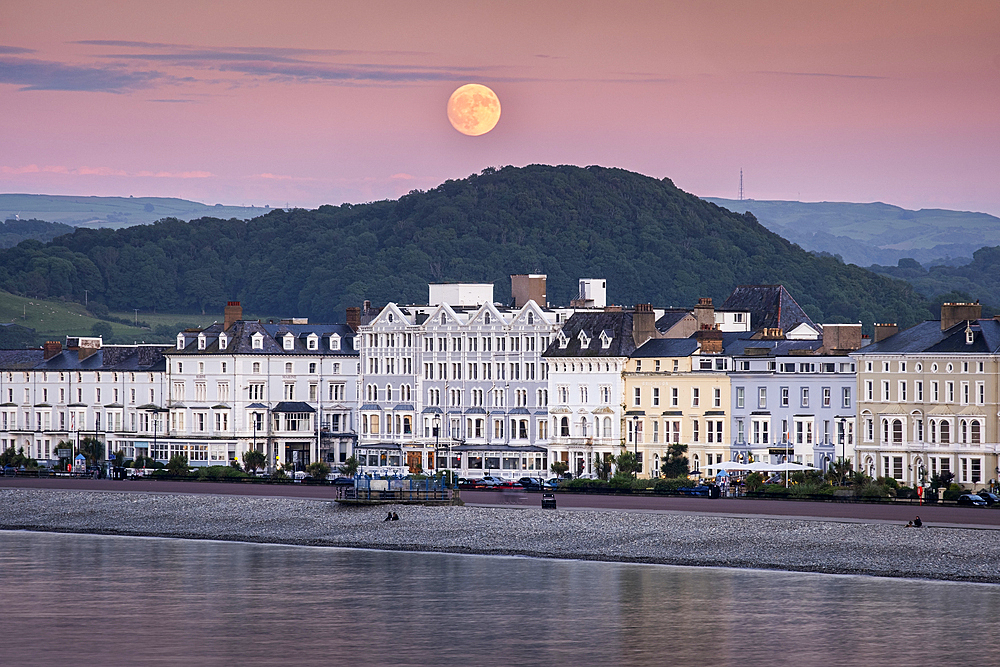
(631, 415, 639, 479)
(432, 414, 442, 487)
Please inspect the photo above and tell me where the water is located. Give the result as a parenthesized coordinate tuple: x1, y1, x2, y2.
(1, 531, 998, 666)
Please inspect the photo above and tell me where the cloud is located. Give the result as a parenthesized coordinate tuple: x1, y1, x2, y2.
(390, 173, 415, 180)
(0, 45, 35, 54)
(0, 56, 165, 92)
(148, 98, 198, 103)
(256, 173, 295, 180)
(1, 164, 211, 178)
(753, 70, 887, 80)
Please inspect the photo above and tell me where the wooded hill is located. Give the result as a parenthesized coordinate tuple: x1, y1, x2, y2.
(0, 165, 934, 331)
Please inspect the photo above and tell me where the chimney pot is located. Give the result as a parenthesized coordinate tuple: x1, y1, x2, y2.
(223, 301, 243, 331)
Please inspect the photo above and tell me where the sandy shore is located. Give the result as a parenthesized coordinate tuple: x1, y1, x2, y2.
(2, 488, 998, 583)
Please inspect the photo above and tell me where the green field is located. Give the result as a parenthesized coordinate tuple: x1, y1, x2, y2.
(0, 194, 272, 230)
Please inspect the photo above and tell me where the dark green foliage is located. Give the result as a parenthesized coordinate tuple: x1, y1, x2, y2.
(306, 461, 331, 480)
(0, 445, 36, 468)
(653, 477, 689, 493)
(614, 451, 640, 476)
(0, 167, 933, 327)
(166, 454, 190, 476)
(338, 455, 360, 477)
(78, 437, 103, 465)
(196, 465, 249, 480)
(242, 449, 267, 474)
(550, 460, 569, 477)
(659, 444, 689, 478)
(869, 247, 1000, 313)
(0, 219, 75, 249)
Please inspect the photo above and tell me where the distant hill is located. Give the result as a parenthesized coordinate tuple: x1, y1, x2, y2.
(705, 198, 1000, 266)
(0, 165, 934, 331)
(0, 194, 270, 229)
(0, 219, 75, 249)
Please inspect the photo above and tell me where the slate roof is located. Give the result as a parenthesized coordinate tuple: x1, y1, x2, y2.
(171, 319, 357, 356)
(0, 349, 45, 370)
(542, 311, 639, 358)
(724, 337, 823, 356)
(855, 319, 1000, 355)
(630, 338, 700, 358)
(655, 310, 690, 331)
(721, 285, 816, 333)
(2, 345, 168, 372)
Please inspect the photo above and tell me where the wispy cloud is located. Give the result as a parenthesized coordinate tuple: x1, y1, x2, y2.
(0, 45, 35, 54)
(0, 56, 166, 92)
(753, 70, 887, 80)
(1, 164, 212, 178)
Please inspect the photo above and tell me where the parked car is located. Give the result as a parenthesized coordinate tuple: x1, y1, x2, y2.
(474, 477, 501, 488)
(544, 478, 561, 489)
(331, 477, 356, 486)
(957, 493, 987, 507)
(975, 491, 1000, 505)
(3, 465, 17, 477)
(495, 480, 516, 490)
(518, 477, 544, 490)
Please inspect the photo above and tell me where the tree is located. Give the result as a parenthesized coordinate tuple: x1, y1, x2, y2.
(550, 460, 569, 478)
(111, 449, 126, 467)
(830, 458, 853, 486)
(78, 437, 104, 466)
(659, 444, 689, 478)
(166, 454, 189, 476)
(338, 455, 360, 477)
(243, 449, 267, 475)
(91, 321, 113, 339)
(594, 453, 613, 481)
(306, 461, 330, 480)
(614, 451, 640, 477)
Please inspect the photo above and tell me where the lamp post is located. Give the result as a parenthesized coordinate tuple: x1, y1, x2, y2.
(433, 414, 442, 487)
(632, 415, 639, 479)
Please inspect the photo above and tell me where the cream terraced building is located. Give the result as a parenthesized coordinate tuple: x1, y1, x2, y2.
(852, 303, 1000, 490)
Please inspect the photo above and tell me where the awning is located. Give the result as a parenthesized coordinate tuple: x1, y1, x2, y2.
(272, 401, 316, 413)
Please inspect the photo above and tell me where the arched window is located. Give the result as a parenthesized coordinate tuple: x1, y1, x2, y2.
(882, 419, 890, 443)
(603, 417, 612, 438)
(386, 384, 392, 402)
(971, 420, 981, 444)
(892, 419, 902, 443)
(940, 420, 950, 444)
(961, 420, 968, 444)
(527, 312, 534, 325)
(560, 416, 570, 437)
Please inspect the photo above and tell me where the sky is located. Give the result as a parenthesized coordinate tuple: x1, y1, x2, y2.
(2, 0, 999, 214)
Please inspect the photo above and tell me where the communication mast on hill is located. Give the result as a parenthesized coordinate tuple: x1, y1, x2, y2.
(738, 169, 744, 201)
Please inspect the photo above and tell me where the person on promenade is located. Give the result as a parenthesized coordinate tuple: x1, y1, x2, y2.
(384, 511, 393, 522)
(391, 512, 400, 521)
(913, 516, 923, 528)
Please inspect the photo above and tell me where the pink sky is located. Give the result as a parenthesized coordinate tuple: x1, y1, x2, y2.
(2, 0, 998, 214)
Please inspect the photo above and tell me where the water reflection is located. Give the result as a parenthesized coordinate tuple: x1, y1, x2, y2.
(1, 531, 997, 666)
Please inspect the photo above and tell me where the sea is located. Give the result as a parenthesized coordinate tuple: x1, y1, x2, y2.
(1, 531, 998, 666)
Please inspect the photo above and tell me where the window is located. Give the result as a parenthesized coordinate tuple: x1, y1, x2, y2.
(692, 419, 699, 442)
(757, 387, 766, 409)
(752, 419, 768, 445)
(932, 381, 939, 402)
(713, 387, 721, 408)
(652, 387, 659, 407)
(691, 387, 699, 407)
(633, 387, 641, 407)
(781, 387, 789, 407)
(736, 387, 744, 409)
(284, 383, 294, 400)
(671, 387, 679, 407)
(947, 381, 954, 403)
(249, 383, 265, 400)
(822, 387, 831, 408)
(916, 381, 923, 401)
(800, 387, 809, 408)
(881, 381, 890, 402)
(842, 387, 851, 408)
(899, 381, 907, 402)
(252, 362, 261, 374)
(285, 362, 293, 374)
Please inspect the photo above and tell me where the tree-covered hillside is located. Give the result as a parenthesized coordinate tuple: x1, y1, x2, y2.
(0, 165, 933, 329)
(0, 218, 76, 249)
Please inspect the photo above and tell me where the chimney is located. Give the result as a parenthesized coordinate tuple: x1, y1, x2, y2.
(695, 328, 724, 354)
(43, 341, 62, 360)
(604, 305, 622, 312)
(820, 323, 862, 352)
(78, 336, 101, 360)
(511, 274, 547, 308)
(632, 303, 656, 347)
(693, 297, 715, 331)
(941, 301, 981, 331)
(224, 301, 242, 331)
(874, 323, 898, 343)
(346, 307, 361, 331)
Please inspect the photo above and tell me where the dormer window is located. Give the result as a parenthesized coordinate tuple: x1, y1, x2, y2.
(966, 326, 974, 345)
(251, 333, 264, 350)
(557, 331, 569, 349)
(578, 330, 591, 349)
(283, 333, 294, 350)
(219, 333, 228, 350)
(600, 331, 613, 349)
(197, 334, 206, 350)
(307, 334, 318, 350)
(176, 334, 185, 350)
(330, 334, 341, 350)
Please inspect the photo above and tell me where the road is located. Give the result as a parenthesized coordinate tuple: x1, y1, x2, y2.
(2, 477, 998, 528)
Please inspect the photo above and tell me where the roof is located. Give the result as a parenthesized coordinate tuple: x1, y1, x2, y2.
(271, 401, 316, 413)
(724, 336, 823, 356)
(171, 319, 357, 357)
(720, 285, 816, 334)
(542, 311, 638, 358)
(855, 319, 1000, 355)
(655, 310, 691, 331)
(630, 338, 700, 358)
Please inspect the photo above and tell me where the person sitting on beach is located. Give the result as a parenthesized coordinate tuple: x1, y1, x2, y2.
(905, 520, 913, 527)
(391, 512, 400, 521)
(913, 516, 923, 528)
(383, 511, 393, 522)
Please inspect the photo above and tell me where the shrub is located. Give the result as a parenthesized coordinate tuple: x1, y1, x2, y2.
(609, 472, 636, 489)
(653, 477, 689, 494)
(896, 486, 917, 499)
(763, 484, 791, 497)
(944, 483, 963, 501)
(564, 478, 609, 491)
(197, 465, 249, 480)
(744, 472, 765, 493)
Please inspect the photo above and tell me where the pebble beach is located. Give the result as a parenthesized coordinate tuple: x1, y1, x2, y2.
(2, 488, 998, 583)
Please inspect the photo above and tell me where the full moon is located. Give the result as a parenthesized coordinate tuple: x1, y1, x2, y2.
(447, 84, 501, 136)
